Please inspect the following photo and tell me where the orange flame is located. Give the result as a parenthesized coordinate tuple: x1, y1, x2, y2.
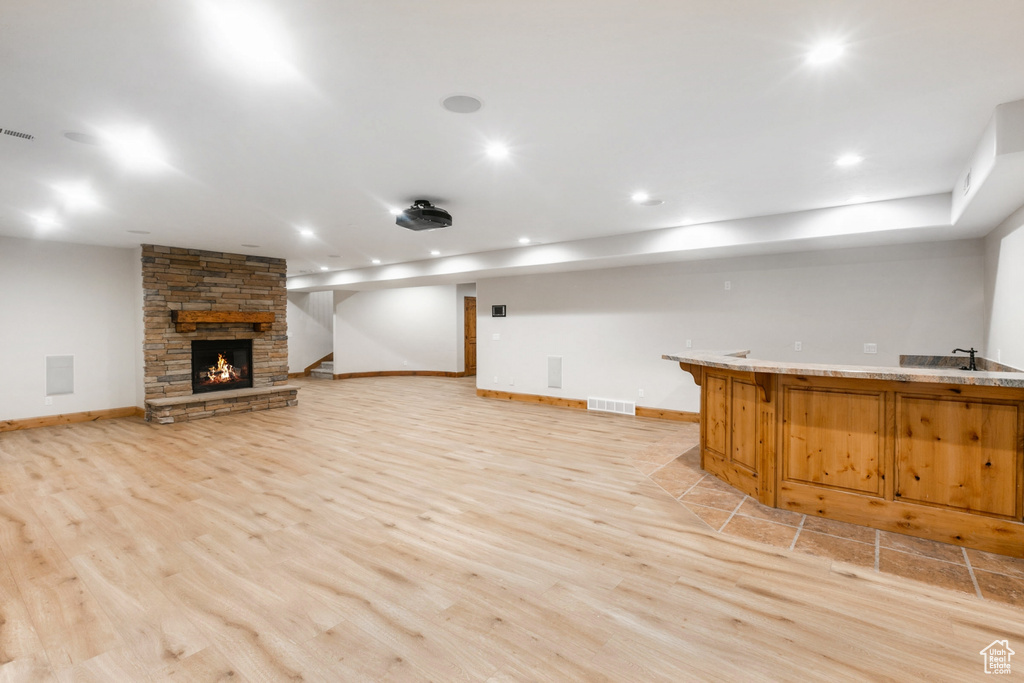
(204, 353, 241, 384)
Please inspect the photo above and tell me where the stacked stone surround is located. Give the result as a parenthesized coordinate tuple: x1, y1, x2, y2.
(142, 244, 298, 423)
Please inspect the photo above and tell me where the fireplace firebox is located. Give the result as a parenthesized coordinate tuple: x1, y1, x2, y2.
(191, 339, 253, 394)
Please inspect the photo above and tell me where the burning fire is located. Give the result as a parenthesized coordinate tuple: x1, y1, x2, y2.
(204, 353, 242, 384)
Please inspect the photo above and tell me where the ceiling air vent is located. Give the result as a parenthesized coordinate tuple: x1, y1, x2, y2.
(2, 129, 34, 141)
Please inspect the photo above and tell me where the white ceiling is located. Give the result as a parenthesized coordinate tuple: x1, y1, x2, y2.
(3, 1, 1024, 282)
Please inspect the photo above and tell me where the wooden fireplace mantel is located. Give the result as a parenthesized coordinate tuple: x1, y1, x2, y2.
(171, 310, 275, 333)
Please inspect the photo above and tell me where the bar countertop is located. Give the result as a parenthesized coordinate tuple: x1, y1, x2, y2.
(665, 348, 1024, 558)
(662, 350, 1024, 388)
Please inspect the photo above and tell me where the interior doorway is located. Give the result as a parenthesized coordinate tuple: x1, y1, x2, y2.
(464, 296, 476, 376)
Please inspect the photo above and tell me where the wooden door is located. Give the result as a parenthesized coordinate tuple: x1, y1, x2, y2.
(464, 297, 477, 376)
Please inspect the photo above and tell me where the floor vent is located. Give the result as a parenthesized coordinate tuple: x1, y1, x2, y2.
(587, 397, 636, 416)
(2, 129, 34, 141)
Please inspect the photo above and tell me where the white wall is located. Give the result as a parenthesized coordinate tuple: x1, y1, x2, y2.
(333, 284, 463, 373)
(287, 290, 334, 372)
(132, 246, 145, 407)
(477, 240, 986, 413)
(984, 204, 1024, 369)
(0, 237, 140, 421)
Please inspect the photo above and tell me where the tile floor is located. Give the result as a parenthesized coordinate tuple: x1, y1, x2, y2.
(633, 426, 1024, 608)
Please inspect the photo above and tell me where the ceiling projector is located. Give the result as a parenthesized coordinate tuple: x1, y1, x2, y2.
(395, 199, 452, 231)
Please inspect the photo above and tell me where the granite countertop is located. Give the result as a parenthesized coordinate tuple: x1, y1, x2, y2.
(662, 350, 1024, 388)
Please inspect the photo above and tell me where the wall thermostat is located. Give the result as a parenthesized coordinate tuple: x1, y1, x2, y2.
(491, 305, 506, 317)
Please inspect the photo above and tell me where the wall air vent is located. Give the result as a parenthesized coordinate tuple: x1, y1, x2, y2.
(587, 397, 636, 416)
(2, 129, 34, 141)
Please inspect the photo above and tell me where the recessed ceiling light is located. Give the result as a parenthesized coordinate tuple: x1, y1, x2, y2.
(835, 153, 863, 167)
(486, 142, 510, 160)
(320, 266, 329, 271)
(100, 126, 167, 171)
(807, 41, 845, 65)
(518, 237, 530, 245)
(241, 243, 261, 248)
(53, 182, 100, 211)
(127, 230, 151, 235)
(430, 250, 440, 256)
(640, 198, 664, 206)
(299, 228, 314, 237)
(631, 191, 650, 203)
(31, 210, 61, 229)
(328, 254, 340, 258)
(371, 258, 381, 265)
(442, 95, 483, 113)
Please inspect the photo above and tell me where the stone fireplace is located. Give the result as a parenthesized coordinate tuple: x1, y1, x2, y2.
(141, 245, 298, 423)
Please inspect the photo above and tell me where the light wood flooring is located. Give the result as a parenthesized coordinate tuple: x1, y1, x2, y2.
(0, 375, 1022, 681)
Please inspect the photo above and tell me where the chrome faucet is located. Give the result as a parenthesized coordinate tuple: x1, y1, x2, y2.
(952, 347, 978, 371)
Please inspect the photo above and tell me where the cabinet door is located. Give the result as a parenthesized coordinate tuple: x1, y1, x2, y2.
(896, 395, 1020, 518)
(731, 379, 758, 472)
(701, 371, 761, 499)
(704, 374, 728, 457)
(783, 387, 885, 496)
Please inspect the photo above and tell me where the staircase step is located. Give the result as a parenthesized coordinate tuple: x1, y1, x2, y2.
(319, 361, 334, 372)
(309, 368, 334, 379)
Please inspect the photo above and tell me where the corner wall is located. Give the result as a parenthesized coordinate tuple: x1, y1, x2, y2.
(287, 290, 333, 372)
(0, 237, 140, 422)
(333, 284, 463, 374)
(477, 240, 985, 413)
(984, 204, 1024, 369)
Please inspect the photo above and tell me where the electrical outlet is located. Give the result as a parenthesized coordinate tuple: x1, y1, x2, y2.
(686, 339, 692, 348)
(45, 396, 53, 406)
(492, 333, 500, 341)
(863, 343, 878, 354)
(509, 377, 514, 386)
(493, 376, 499, 384)
(638, 388, 645, 398)
(724, 280, 731, 291)
(794, 341, 802, 351)
(403, 360, 409, 366)
(998, 349, 1002, 362)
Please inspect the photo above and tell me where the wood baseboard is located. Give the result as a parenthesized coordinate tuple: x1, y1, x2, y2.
(0, 406, 145, 433)
(476, 389, 587, 409)
(635, 406, 700, 422)
(287, 372, 305, 379)
(477, 389, 699, 422)
(334, 371, 468, 380)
